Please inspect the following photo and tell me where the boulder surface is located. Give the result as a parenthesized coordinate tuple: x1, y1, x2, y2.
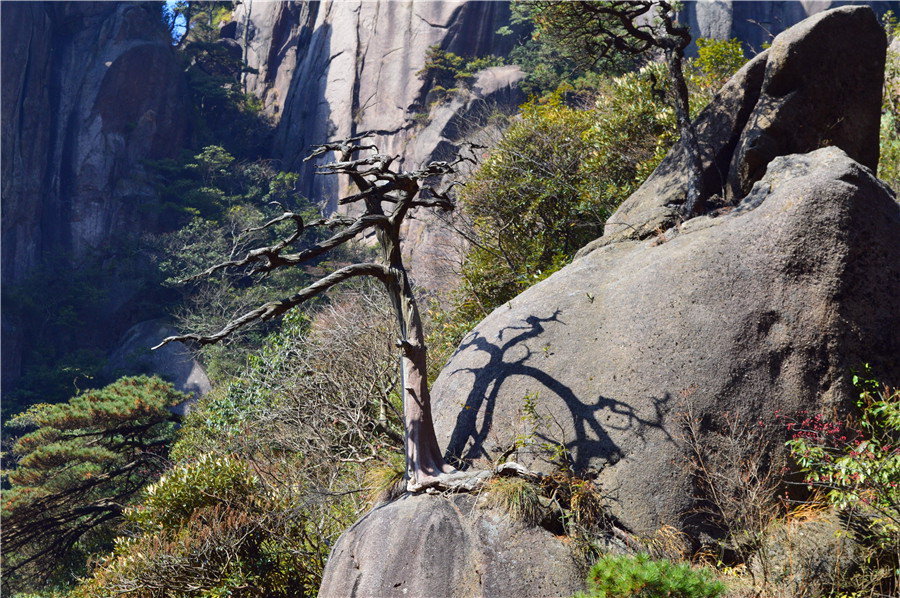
(431, 148, 900, 536)
(597, 5, 886, 247)
(318, 493, 585, 598)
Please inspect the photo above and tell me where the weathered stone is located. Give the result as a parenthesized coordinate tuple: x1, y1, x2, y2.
(104, 319, 211, 408)
(753, 510, 862, 596)
(680, 0, 899, 56)
(592, 49, 768, 249)
(431, 147, 900, 537)
(726, 6, 886, 200)
(318, 493, 585, 598)
(1, 2, 189, 391)
(588, 5, 888, 251)
(1, 2, 188, 282)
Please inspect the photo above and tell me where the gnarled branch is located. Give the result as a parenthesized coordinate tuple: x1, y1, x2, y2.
(154, 263, 392, 349)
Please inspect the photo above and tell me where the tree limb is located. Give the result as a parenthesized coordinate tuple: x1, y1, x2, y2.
(154, 263, 393, 349)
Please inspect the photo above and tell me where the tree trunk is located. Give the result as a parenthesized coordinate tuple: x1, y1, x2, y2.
(666, 47, 706, 218)
(378, 218, 452, 488)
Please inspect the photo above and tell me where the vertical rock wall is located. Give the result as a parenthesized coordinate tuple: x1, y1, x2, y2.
(1, 2, 188, 282)
(231, 0, 513, 205)
(1, 2, 189, 389)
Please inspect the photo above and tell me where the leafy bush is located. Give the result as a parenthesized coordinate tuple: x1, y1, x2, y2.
(1, 376, 183, 592)
(432, 67, 676, 358)
(687, 38, 747, 111)
(72, 456, 328, 598)
(879, 12, 900, 193)
(577, 553, 726, 598)
(786, 370, 900, 549)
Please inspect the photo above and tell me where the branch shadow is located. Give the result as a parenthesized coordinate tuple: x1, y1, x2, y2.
(444, 310, 673, 472)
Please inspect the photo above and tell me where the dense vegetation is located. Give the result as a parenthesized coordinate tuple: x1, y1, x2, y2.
(3, 4, 900, 598)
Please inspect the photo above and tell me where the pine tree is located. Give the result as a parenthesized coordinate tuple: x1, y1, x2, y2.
(1, 375, 185, 591)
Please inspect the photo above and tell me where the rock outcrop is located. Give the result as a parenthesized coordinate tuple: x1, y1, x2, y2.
(231, 0, 514, 203)
(593, 5, 886, 249)
(104, 319, 211, 407)
(681, 0, 899, 55)
(428, 7, 899, 537)
(228, 1, 521, 290)
(318, 493, 586, 598)
(1, 2, 188, 283)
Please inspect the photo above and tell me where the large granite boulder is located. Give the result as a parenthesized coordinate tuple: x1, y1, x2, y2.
(431, 146, 900, 536)
(679, 0, 899, 55)
(595, 5, 886, 248)
(318, 493, 585, 598)
(725, 5, 886, 200)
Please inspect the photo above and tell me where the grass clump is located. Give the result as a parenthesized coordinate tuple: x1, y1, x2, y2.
(483, 475, 544, 526)
(576, 553, 726, 598)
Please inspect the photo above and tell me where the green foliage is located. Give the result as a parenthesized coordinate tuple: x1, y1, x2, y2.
(128, 455, 258, 530)
(879, 12, 900, 193)
(79, 284, 405, 597)
(433, 68, 676, 357)
(148, 145, 301, 224)
(169, 1, 270, 157)
(576, 553, 726, 598)
(687, 38, 747, 111)
(148, 146, 319, 381)
(1, 376, 183, 592)
(786, 371, 900, 549)
(72, 456, 327, 598)
(418, 45, 505, 102)
(504, 1, 636, 96)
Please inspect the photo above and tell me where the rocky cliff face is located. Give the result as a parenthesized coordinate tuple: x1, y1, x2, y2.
(231, 0, 514, 203)
(1, 2, 189, 389)
(1, 2, 188, 283)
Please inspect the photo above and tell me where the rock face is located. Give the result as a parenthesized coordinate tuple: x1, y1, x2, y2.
(229, 1, 521, 290)
(1, 2, 188, 283)
(432, 146, 900, 536)
(429, 7, 899, 537)
(318, 493, 586, 598)
(104, 319, 211, 406)
(725, 5, 886, 200)
(595, 5, 886, 248)
(232, 0, 514, 203)
(1, 2, 189, 389)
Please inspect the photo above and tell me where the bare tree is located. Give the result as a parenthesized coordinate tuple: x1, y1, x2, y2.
(155, 137, 474, 491)
(525, 0, 705, 217)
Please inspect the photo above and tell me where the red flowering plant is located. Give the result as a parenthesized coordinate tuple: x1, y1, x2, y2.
(785, 366, 900, 550)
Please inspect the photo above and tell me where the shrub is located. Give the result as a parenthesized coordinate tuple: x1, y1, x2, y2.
(687, 38, 747, 110)
(879, 12, 900, 193)
(576, 553, 726, 598)
(785, 370, 900, 549)
(72, 456, 327, 598)
(1, 376, 183, 592)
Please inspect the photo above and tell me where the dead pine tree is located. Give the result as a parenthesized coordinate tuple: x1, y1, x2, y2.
(154, 137, 476, 491)
(526, 0, 705, 217)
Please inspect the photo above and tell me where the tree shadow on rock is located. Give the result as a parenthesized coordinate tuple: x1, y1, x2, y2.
(444, 310, 672, 472)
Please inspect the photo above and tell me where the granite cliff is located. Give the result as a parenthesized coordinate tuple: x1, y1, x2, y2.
(1, 2, 189, 392)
